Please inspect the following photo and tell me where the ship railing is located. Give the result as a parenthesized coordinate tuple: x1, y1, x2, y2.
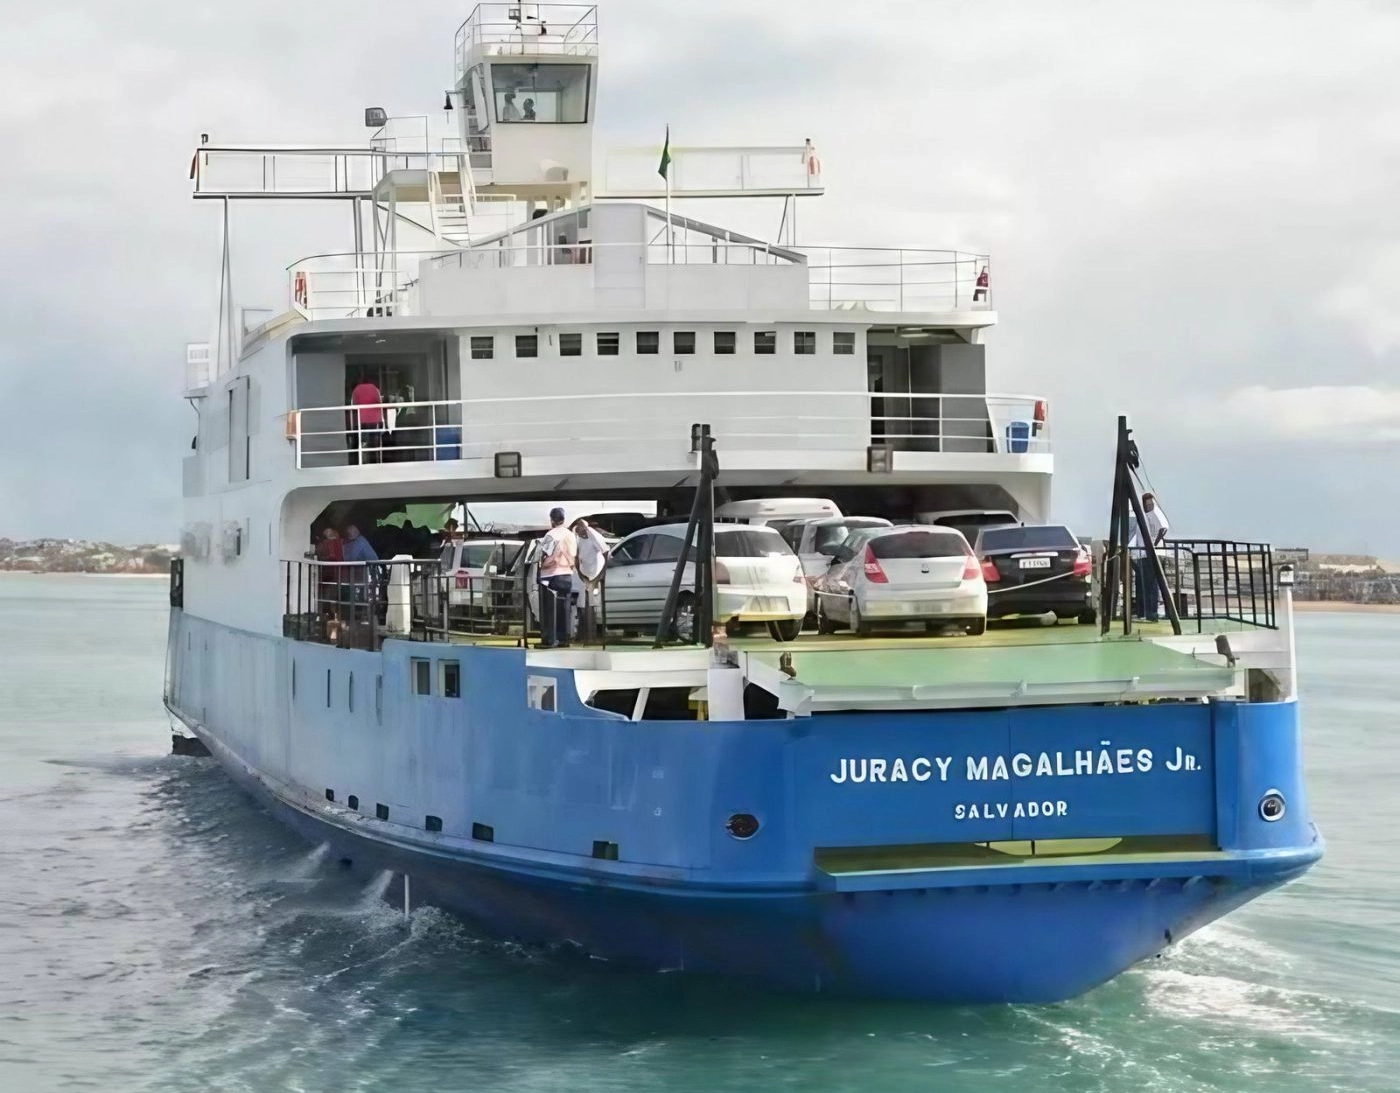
(192, 146, 474, 199)
(290, 393, 1050, 469)
(1102, 540, 1277, 631)
(281, 558, 539, 651)
(454, 4, 599, 76)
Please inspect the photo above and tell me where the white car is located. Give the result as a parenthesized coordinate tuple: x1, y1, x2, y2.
(601, 523, 808, 642)
(430, 538, 527, 619)
(714, 497, 842, 531)
(780, 516, 894, 614)
(815, 525, 988, 636)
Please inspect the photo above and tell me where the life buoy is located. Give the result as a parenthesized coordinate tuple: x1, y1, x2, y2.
(293, 271, 308, 308)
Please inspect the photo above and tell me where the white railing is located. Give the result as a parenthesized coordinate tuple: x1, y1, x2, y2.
(291, 392, 1048, 469)
(192, 147, 473, 198)
(454, 4, 599, 75)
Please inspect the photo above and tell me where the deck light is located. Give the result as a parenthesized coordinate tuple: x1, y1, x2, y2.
(443, 92, 454, 111)
(867, 445, 892, 474)
(364, 107, 388, 128)
(1278, 564, 1295, 587)
(494, 451, 522, 478)
(726, 813, 760, 839)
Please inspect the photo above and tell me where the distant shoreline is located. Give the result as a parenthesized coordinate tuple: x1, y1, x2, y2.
(0, 571, 166, 579)
(1292, 600, 1400, 615)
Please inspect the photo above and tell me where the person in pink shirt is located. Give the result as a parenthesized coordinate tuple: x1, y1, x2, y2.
(349, 379, 384, 464)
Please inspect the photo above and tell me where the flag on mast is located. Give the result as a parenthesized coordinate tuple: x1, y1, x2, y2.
(659, 125, 673, 258)
(658, 125, 672, 179)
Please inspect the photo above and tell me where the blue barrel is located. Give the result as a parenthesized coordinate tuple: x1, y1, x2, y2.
(1005, 420, 1031, 454)
(434, 425, 462, 461)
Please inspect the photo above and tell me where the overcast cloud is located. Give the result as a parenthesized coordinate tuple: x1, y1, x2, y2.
(2, 1, 1397, 552)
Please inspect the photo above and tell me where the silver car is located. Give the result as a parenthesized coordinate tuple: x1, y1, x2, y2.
(815, 526, 989, 636)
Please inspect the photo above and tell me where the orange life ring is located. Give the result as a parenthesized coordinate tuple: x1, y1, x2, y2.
(293, 271, 308, 308)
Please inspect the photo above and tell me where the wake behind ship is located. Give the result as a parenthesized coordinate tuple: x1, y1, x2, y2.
(165, 3, 1321, 1003)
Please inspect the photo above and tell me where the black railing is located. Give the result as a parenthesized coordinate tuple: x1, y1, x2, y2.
(1158, 540, 1276, 631)
(169, 558, 184, 608)
(281, 558, 542, 651)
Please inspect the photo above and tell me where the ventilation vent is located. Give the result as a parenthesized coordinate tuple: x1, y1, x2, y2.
(591, 840, 619, 861)
(425, 815, 443, 833)
(347, 795, 359, 811)
(472, 823, 494, 842)
(375, 803, 390, 821)
(324, 789, 335, 802)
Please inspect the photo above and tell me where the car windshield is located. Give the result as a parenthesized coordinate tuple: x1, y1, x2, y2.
(979, 526, 1077, 552)
(869, 530, 967, 559)
(715, 530, 794, 558)
(462, 543, 505, 568)
(813, 519, 888, 555)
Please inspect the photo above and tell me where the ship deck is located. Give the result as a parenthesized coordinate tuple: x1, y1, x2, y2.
(425, 617, 1261, 711)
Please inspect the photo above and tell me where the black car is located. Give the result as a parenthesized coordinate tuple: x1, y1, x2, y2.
(973, 524, 1096, 624)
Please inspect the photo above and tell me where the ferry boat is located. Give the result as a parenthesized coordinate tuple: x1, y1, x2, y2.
(165, 3, 1322, 1003)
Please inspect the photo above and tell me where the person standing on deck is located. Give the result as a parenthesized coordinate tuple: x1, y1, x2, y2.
(349, 378, 385, 464)
(572, 517, 611, 643)
(537, 508, 577, 649)
(342, 524, 380, 623)
(315, 527, 344, 622)
(1128, 492, 1170, 620)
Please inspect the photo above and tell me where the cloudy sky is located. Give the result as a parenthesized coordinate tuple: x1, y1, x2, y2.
(3, 1, 1397, 551)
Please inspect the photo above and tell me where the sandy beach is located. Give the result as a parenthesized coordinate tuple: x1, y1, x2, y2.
(1293, 599, 1400, 615)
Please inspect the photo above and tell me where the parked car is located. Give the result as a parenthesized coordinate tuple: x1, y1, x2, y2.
(815, 526, 988, 636)
(715, 497, 842, 531)
(973, 523, 1095, 624)
(601, 523, 807, 642)
(917, 508, 1020, 543)
(781, 516, 894, 615)
(428, 537, 527, 620)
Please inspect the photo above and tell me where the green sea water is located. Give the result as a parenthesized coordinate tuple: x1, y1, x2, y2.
(0, 576, 1394, 1092)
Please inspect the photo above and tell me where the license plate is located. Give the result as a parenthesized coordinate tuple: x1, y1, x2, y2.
(750, 597, 783, 611)
(918, 601, 952, 613)
(1019, 557, 1052, 569)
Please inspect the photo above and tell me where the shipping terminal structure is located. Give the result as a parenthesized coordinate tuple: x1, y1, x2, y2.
(165, 4, 1321, 1003)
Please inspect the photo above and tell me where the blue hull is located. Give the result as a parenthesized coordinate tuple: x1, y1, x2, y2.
(190, 719, 1319, 1004)
(167, 614, 1322, 1003)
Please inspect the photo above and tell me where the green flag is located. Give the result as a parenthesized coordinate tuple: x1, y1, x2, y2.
(658, 125, 671, 181)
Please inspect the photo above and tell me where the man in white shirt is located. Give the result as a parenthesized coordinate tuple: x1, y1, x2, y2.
(571, 518, 610, 643)
(537, 507, 578, 648)
(1128, 492, 1170, 620)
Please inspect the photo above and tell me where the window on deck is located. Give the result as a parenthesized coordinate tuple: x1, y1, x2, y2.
(492, 63, 590, 124)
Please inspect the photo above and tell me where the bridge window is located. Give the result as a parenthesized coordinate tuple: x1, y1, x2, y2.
(714, 331, 736, 355)
(560, 332, 582, 356)
(597, 332, 619, 356)
(673, 331, 696, 355)
(412, 658, 431, 696)
(515, 334, 538, 358)
(833, 331, 856, 355)
(636, 331, 660, 355)
(754, 331, 776, 355)
(470, 335, 494, 360)
(794, 331, 816, 355)
(492, 63, 590, 124)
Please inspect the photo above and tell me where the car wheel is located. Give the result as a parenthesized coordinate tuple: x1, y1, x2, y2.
(965, 617, 987, 637)
(768, 618, 802, 643)
(724, 618, 743, 638)
(671, 593, 696, 643)
(850, 597, 870, 635)
(1077, 607, 1098, 625)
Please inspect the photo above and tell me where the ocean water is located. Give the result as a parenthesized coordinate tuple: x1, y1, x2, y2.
(0, 576, 1396, 1093)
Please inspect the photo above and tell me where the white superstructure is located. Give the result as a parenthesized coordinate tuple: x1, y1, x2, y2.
(180, 3, 1050, 636)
